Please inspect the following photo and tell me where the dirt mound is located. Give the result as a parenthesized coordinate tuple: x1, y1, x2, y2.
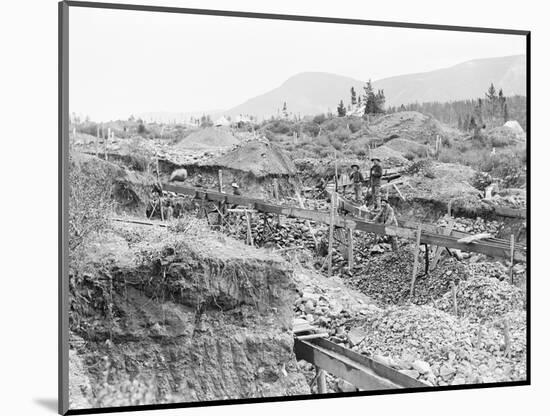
(401, 161, 482, 210)
(370, 145, 409, 165)
(70, 152, 156, 212)
(486, 125, 524, 146)
(205, 140, 297, 177)
(370, 111, 447, 143)
(177, 127, 239, 150)
(385, 138, 428, 157)
(68, 219, 308, 409)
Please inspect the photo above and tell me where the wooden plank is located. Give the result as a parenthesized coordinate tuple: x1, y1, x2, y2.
(457, 232, 493, 244)
(393, 183, 406, 201)
(494, 206, 527, 219)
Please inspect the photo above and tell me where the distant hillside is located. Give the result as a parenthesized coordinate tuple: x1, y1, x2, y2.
(223, 55, 526, 119)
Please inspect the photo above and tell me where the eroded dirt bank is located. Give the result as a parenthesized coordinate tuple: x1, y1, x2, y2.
(69, 221, 309, 409)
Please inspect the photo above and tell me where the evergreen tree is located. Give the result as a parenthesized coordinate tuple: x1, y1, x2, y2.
(363, 80, 378, 115)
(485, 83, 498, 126)
(337, 100, 347, 117)
(375, 89, 386, 113)
(351, 87, 357, 105)
(282, 102, 288, 119)
(457, 115, 463, 130)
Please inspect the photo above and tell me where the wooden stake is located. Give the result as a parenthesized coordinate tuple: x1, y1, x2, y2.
(450, 281, 458, 316)
(245, 210, 253, 246)
(393, 183, 405, 201)
(409, 225, 422, 300)
(217, 170, 223, 226)
(347, 227, 354, 268)
(103, 126, 108, 161)
(327, 192, 337, 276)
(334, 155, 339, 193)
(503, 319, 511, 358)
(509, 234, 515, 284)
(316, 367, 327, 394)
(95, 130, 99, 157)
(273, 178, 280, 224)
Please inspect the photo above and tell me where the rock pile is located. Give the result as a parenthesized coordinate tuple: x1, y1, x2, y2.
(337, 305, 526, 386)
(347, 248, 468, 306)
(434, 275, 524, 323)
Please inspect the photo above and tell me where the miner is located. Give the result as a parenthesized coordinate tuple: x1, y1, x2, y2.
(349, 164, 364, 202)
(372, 198, 399, 251)
(369, 157, 383, 209)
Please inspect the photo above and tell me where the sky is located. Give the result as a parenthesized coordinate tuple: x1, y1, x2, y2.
(69, 6, 526, 121)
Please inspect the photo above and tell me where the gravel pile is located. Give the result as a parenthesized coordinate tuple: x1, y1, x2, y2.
(434, 275, 525, 323)
(339, 305, 526, 386)
(435, 216, 502, 235)
(346, 248, 468, 306)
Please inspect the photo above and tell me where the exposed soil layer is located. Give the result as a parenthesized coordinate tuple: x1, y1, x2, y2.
(69, 222, 309, 409)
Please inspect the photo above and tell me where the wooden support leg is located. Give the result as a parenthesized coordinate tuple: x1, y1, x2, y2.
(327, 192, 336, 276)
(451, 283, 458, 316)
(347, 228, 354, 268)
(424, 244, 430, 275)
(409, 225, 422, 300)
(509, 234, 515, 284)
(316, 367, 327, 394)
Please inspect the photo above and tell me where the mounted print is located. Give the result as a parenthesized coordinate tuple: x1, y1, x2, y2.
(59, 1, 530, 414)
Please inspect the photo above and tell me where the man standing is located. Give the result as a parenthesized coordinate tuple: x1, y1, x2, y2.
(372, 198, 399, 251)
(349, 164, 364, 202)
(369, 158, 383, 209)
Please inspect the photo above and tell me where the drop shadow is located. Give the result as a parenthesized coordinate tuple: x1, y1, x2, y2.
(34, 398, 58, 413)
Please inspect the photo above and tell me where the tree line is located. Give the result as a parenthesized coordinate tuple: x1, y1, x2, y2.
(386, 84, 526, 130)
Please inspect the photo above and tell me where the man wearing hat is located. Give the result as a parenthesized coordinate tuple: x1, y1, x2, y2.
(369, 157, 383, 209)
(231, 182, 241, 196)
(372, 198, 399, 251)
(349, 164, 364, 202)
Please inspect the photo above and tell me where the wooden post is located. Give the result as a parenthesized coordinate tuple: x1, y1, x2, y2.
(159, 197, 164, 221)
(409, 225, 422, 300)
(509, 234, 515, 284)
(273, 178, 280, 224)
(316, 367, 327, 394)
(273, 178, 279, 200)
(347, 227, 354, 268)
(503, 319, 511, 358)
(450, 281, 458, 316)
(245, 210, 253, 246)
(95, 125, 99, 157)
(334, 155, 339, 193)
(217, 170, 223, 226)
(103, 126, 108, 161)
(295, 189, 318, 249)
(327, 192, 337, 276)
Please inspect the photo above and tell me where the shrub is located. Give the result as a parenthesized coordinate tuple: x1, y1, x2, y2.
(69, 157, 114, 251)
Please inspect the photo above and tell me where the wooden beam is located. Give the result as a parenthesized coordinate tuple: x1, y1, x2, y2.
(294, 338, 427, 390)
(161, 183, 526, 262)
(347, 227, 354, 268)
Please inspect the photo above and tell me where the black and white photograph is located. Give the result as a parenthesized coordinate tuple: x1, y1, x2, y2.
(60, 1, 529, 413)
